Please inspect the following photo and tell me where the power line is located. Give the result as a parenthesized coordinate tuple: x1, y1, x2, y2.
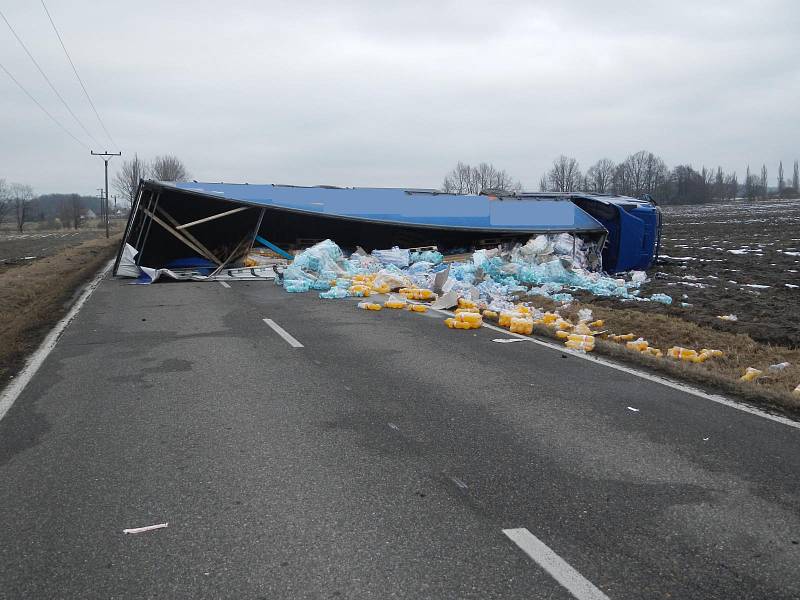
(0, 59, 89, 150)
(39, 0, 118, 151)
(0, 7, 101, 148)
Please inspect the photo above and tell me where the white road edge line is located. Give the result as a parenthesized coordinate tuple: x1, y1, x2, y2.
(218, 281, 231, 288)
(0, 259, 113, 423)
(503, 528, 610, 600)
(262, 318, 304, 348)
(425, 303, 800, 430)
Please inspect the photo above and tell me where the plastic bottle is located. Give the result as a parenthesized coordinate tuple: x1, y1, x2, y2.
(568, 334, 595, 344)
(553, 319, 573, 331)
(482, 310, 498, 319)
(510, 317, 533, 335)
(499, 311, 523, 327)
(667, 346, 697, 361)
(384, 299, 407, 309)
(611, 333, 635, 342)
(740, 367, 762, 382)
(456, 312, 482, 327)
(357, 301, 382, 311)
(565, 339, 594, 352)
(627, 338, 650, 352)
(458, 298, 477, 309)
(407, 304, 428, 313)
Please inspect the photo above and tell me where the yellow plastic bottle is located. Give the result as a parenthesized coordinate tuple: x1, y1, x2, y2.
(499, 311, 522, 327)
(482, 309, 498, 319)
(408, 304, 428, 313)
(667, 346, 698, 361)
(510, 317, 533, 335)
(568, 334, 595, 344)
(456, 312, 483, 327)
(627, 339, 650, 352)
(458, 297, 477, 309)
(553, 319, 573, 331)
(611, 333, 636, 342)
(565, 339, 595, 352)
(740, 367, 762, 382)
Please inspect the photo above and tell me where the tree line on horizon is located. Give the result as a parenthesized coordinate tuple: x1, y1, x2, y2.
(442, 152, 800, 204)
(0, 154, 189, 232)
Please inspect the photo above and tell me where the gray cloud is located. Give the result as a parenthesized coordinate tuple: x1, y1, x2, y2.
(0, 0, 798, 195)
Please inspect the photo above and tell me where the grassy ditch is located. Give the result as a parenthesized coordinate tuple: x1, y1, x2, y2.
(492, 297, 800, 416)
(0, 235, 121, 386)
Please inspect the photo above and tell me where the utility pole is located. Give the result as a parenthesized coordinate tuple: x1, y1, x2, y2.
(97, 188, 105, 224)
(91, 150, 121, 238)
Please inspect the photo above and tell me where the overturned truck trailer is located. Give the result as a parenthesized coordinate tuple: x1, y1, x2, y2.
(113, 180, 661, 277)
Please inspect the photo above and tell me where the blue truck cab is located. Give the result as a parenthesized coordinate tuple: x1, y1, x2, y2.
(568, 193, 662, 272)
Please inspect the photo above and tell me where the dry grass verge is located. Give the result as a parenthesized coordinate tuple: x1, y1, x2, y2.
(505, 296, 800, 416)
(0, 235, 121, 386)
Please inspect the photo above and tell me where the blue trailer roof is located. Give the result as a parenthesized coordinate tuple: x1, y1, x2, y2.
(166, 182, 606, 233)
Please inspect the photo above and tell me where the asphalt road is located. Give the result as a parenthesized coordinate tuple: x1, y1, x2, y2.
(1, 275, 799, 599)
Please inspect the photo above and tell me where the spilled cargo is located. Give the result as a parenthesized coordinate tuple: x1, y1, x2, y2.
(113, 180, 662, 283)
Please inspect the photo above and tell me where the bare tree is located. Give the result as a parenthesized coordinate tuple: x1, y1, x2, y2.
(713, 167, 725, 199)
(727, 172, 738, 200)
(113, 154, 149, 206)
(151, 154, 189, 182)
(760, 164, 768, 199)
(442, 162, 522, 194)
(543, 155, 582, 192)
(10, 183, 34, 233)
(69, 194, 82, 229)
(586, 158, 616, 193)
(793, 160, 799, 194)
(616, 150, 668, 197)
(778, 161, 785, 196)
(745, 165, 758, 201)
(538, 174, 548, 192)
(0, 179, 9, 226)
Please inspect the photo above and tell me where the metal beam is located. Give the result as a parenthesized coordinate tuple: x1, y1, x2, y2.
(175, 206, 250, 230)
(155, 205, 222, 266)
(141, 207, 219, 264)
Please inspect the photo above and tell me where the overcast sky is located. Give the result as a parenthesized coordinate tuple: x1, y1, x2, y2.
(1, 0, 798, 196)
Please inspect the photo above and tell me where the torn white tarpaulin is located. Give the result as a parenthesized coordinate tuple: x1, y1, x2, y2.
(135, 266, 277, 284)
(116, 243, 141, 278)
